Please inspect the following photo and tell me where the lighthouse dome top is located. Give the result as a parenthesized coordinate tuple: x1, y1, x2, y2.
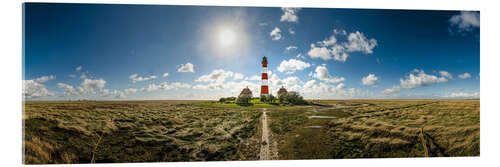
(262, 56, 267, 63)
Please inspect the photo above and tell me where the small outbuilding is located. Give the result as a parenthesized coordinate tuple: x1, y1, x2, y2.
(277, 86, 288, 96)
(240, 86, 253, 96)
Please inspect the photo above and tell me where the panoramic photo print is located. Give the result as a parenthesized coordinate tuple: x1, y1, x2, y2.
(23, 3, 479, 164)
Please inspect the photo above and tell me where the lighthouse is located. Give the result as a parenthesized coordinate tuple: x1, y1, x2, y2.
(261, 56, 269, 96)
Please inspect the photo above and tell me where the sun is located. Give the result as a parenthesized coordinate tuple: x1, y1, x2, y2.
(218, 28, 237, 48)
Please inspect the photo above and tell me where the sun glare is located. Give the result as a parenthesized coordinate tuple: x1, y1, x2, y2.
(218, 28, 237, 48)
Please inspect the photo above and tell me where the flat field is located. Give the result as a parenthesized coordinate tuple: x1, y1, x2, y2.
(23, 99, 479, 164)
(23, 101, 262, 163)
(269, 99, 480, 159)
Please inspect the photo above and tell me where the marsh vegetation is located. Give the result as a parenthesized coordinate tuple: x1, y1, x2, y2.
(269, 100, 480, 159)
(23, 99, 479, 164)
(23, 101, 261, 164)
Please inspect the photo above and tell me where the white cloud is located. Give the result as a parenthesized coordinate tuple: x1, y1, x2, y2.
(333, 29, 347, 35)
(301, 80, 352, 99)
(33, 75, 55, 83)
(280, 8, 300, 22)
(330, 45, 349, 62)
(382, 85, 402, 94)
(307, 30, 377, 62)
(283, 76, 301, 87)
(23, 80, 54, 99)
(288, 28, 295, 34)
(233, 73, 244, 80)
(335, 83, 346, 91)
(449, 11, 480, 32)
(100, 89, 127, 99)
(80, 73, 87, 79)
(383, 69, 450, 94)
(444, 92, 480, 99)
(56, 78, 108, 98)
(308, 44, 333, 61)
(312, 65, 345, 83)
(285, 46, 298, 51)
(225, 81, 261, 96)
(70, 66, 89, 79)
(296, 53, 305, 59)
(129, 74, 157, 83)
(277, 59, 311, 73)
(399, 70, 448, 89)
(270, 73, 284, 86)
(270, 27, 282, 40)
(362, 74, 378, 86)
(56, 83, 80, 96)
(321, 35, 337, 46)
(124, 88, 137, 94)
(439, 71, 453, 79)
(308, 39, 348, 62)
(141, 83, 168, 92)
(196, 69, 234, 83)
(140, 82, 190, 92)
(304, 80, 316, 89)
(169, 82, 191, 89)
(177, 62, 195, 73)
(193, 83, 225, 91)
(344, 31, 378, 54)
(245, 75, 260, 81)
(79, 78, 106, 94)
(22, 75, 57, 99)
(76, 66, 82, 71)
(116, 92, 127, 99)
(458, 72, 472, 79)
(162, 72, 169, 78)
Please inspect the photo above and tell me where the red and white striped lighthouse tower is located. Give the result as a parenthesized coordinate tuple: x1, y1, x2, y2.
(261, 56, 269, 96)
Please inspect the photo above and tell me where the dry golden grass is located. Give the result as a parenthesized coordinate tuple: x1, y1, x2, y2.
(269, 99, 479, 159)
(24, 137, 54, 164)
(23, 101, 261, 164)
(325, 100, 479, 157)
(23, 99, 479, 162)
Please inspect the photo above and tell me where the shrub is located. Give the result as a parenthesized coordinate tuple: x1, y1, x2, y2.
(286, 91, 307, 105)
(260, 95, 267, 103)
(278, 93, 287, 104)
(219, 97, 236, 104)
(236, 94, 252, 106)
(269, 94, 276, 103)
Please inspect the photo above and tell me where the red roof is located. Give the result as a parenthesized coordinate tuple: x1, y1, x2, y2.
(277, 86, 288, 95)
(240, 87, 253, 95)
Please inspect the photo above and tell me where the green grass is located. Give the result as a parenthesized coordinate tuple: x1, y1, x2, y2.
(194, 101, 280, 109)
(268, 108, 309, 134)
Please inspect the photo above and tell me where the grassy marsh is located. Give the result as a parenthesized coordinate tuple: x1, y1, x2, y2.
(23, 101, 261, 164)
(23, 99, 479, 163)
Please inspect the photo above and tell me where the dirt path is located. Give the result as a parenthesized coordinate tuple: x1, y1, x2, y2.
(259, 108, 276, 160)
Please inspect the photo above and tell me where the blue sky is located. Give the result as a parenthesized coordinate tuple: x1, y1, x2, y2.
(23, 3, 480, 100)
